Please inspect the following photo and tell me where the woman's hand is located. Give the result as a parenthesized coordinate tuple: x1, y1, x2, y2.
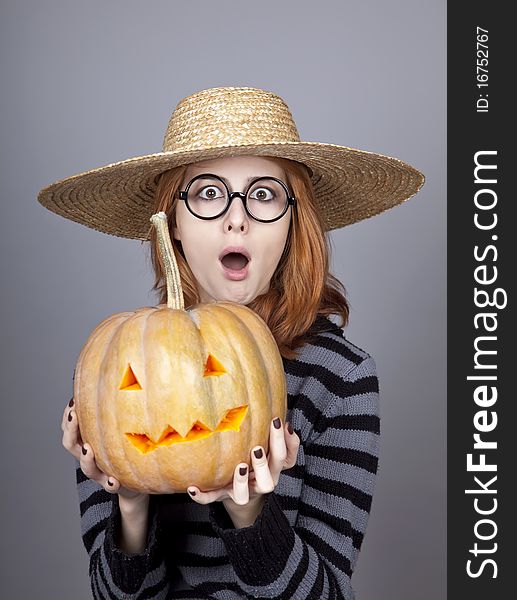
(62, 398, 150, 554)
(61, 398, 145, 502)
(186, 417, 300, 527)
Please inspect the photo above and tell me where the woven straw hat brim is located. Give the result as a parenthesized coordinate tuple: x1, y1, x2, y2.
(37, 141, 424, 240)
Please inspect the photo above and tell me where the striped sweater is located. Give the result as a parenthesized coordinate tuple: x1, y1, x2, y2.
(75, 316, 380, 599)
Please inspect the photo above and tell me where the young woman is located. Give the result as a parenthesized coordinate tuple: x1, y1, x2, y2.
(41, 86, 424, 599)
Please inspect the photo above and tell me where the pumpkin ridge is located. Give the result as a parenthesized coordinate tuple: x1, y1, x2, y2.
(75, 313, 130, 392)
(94, 316, 132, 477)
(217, 302, 271, 402)
(203, 304, 250, 424)
(214, 302, 285, 426)
(141, 308, 162, 489)
(204, 303, 271, 395)
(76, 314, 129, 476)
(186, 308, 200, 328)
(201, 304, 259, 482)
(112, 313, 149, 487)
(122, 311, 155, 493)
(215, 305, 271, 394)
(208, 303, 284, 453)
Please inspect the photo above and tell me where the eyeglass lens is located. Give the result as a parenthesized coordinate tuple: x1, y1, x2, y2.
(185, 176, 288, 221)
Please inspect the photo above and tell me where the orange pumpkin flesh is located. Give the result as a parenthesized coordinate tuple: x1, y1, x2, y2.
(125, 405, 249, 453)
(73, 212, 286, 494)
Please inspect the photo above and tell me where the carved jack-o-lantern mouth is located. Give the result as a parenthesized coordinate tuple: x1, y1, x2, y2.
(119, 354, 248, 453)
(126, 405, 249, 453)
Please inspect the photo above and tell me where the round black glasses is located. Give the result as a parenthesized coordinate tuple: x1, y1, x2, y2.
(178, 173, 296, 223)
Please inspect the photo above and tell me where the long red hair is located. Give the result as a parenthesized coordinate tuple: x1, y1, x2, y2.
(146, 157, 349, 359)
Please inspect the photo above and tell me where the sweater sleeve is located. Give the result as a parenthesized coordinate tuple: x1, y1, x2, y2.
(208, 355, 380, 599)
(75, 460, 171, 599)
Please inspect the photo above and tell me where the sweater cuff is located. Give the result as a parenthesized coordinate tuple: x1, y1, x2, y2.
(208, 493, 295, 586)
(103, 495, 160, 594)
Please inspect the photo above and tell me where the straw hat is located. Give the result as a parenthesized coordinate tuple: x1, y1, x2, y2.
(37, 86, 425, 240)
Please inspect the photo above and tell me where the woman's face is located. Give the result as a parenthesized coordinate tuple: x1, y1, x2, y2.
(173, 156, 292, 305)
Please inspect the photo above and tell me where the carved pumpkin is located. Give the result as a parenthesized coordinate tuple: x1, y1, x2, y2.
(73, 212, 286, 494)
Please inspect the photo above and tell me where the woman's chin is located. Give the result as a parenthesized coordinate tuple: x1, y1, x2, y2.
(217, 286, 258, 305)
(199, 279, 268, 306)
(221, 293, 253, 305)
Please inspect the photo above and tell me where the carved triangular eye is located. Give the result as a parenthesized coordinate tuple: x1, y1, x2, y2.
(203, 353, 226, 377)
(119, 364, 142, 390)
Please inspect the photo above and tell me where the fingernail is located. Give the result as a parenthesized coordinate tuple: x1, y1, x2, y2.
(254, 448, 263, 459)
(273, 417, 281, 429)
(287, 422, 294, 435)
(188, 489, 196, 496)
(107, 479, 113, 487)
(239, 466, 248, 476)
(82, 446, 87, 455)
(68, 411, 73, 422)
(68, 398, 74, 407)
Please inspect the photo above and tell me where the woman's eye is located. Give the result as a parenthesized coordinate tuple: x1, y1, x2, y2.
(198, 186, 224, 201)
(250, 187, 274, 202)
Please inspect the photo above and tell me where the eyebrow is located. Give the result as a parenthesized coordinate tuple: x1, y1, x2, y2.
(191, 173, 274, 185)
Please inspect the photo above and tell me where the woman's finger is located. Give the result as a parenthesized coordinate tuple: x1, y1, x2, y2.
(79, 443, 113, 492)
(230, 463, 250, 505)
(187, 463, 250, 505)
(62, 408, 84, 460)
(104, 476, 122, 494)
(284, 422, 301, 469)
(62, 401, 135, 496)
(250, 446, 275, 494)
(60, 398, 75, 432)
(187, 485, 227, 505)
(267, 417, 288, 482)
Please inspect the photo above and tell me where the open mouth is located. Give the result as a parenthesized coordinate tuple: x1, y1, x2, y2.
(220, 252, 249, 271)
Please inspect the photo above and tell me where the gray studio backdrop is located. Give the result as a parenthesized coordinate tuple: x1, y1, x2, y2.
(0, 1, 445, 598)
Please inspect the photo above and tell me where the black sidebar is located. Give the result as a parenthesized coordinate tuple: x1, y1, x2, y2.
(448, 3, 513, 598)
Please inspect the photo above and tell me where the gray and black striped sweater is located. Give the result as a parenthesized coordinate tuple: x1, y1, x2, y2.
(75, 316, 380, 599)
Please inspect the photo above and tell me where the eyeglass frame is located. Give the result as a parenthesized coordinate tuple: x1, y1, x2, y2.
(178, 173, 296, 223)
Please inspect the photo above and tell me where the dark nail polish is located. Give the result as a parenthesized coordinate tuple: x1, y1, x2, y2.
(287, 423, 294, 435)
(188, 489, 196, 496)
(82, 446, 87, 455)
(68, 411, 73, 422)
(68, 398, 74, 407)
(239, 466, 248, 476)
(254, 448, 263, 459)
(107, 479, 113, 487)
(273, 417, 281, 429)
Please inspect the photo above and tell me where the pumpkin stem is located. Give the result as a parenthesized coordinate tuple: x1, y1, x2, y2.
(150, 212, 184, 310)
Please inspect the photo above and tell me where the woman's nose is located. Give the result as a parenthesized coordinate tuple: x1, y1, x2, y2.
(223, 195, 249, 232)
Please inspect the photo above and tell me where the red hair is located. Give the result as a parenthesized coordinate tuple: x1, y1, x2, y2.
(146, 158, 349, 359)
